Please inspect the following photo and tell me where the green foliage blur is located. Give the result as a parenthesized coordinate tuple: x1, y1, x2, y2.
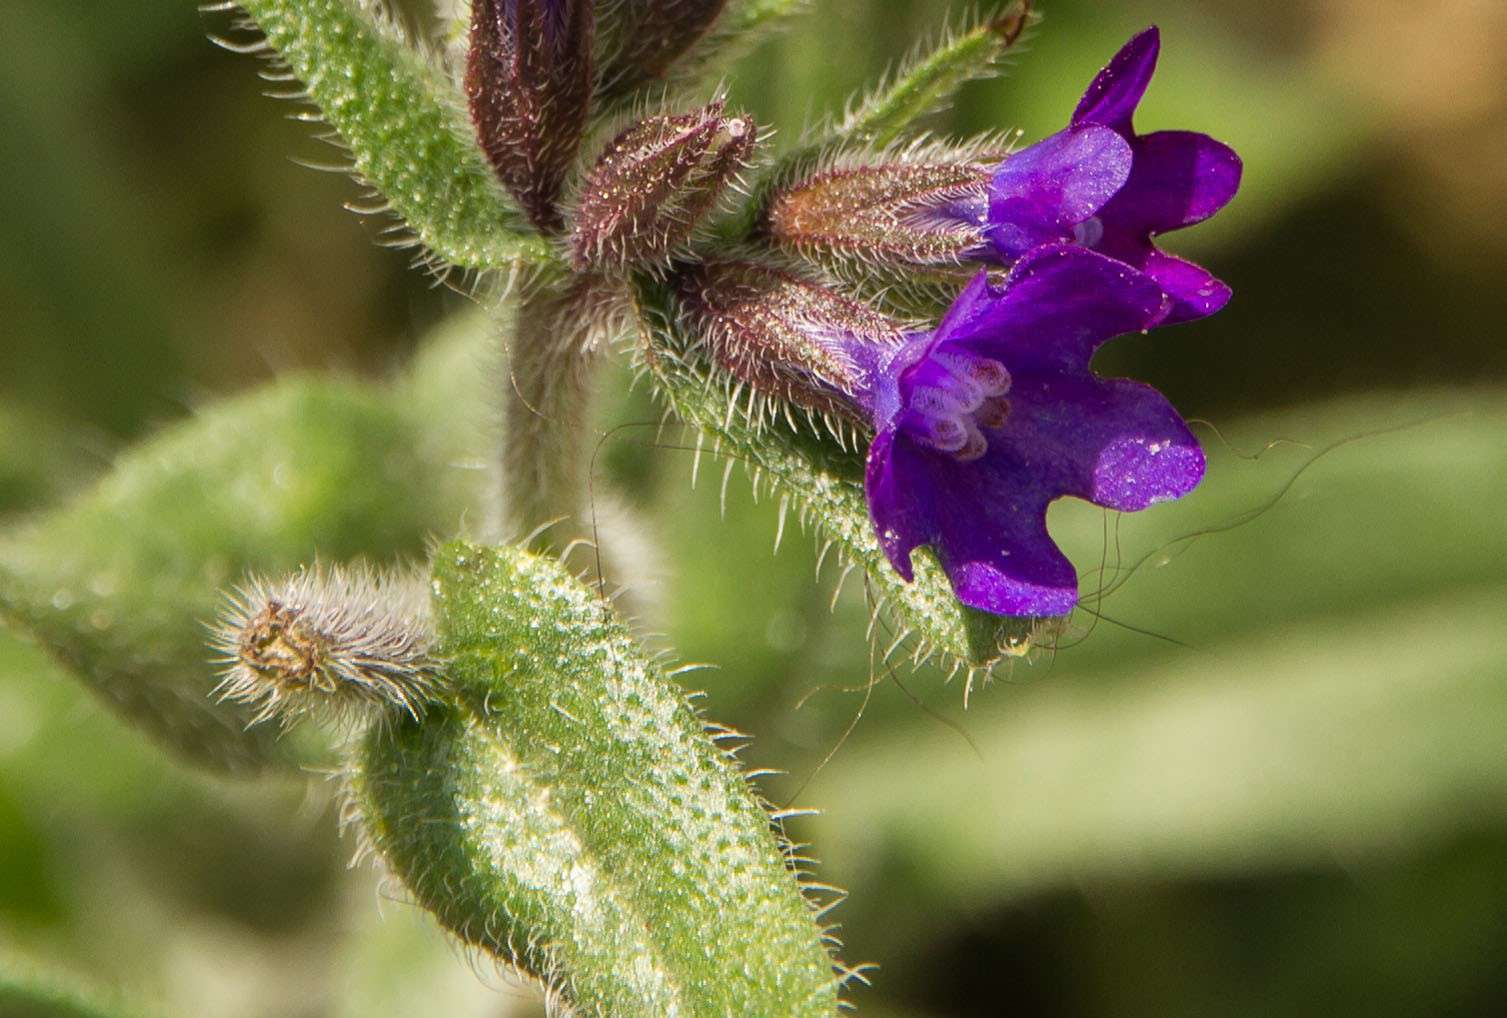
(2, 1, 1505, 1016)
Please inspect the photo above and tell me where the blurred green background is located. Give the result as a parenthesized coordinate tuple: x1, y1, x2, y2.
(2, 1, 1505, 1016)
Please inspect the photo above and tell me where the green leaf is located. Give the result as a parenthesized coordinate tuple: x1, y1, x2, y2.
(352, 541, 843, 1017)
(234, 0, 560, 271)
(680, 0, 810, 80)
(0, 316, 492, 774)
(0, 405, 92, 517)
(0, 967, 151, 1018)
(716, 0, 809, 41)
(837, 3, 1032, 150)
(630, 276, 1040, 677)
(812, 586, 1507, 909)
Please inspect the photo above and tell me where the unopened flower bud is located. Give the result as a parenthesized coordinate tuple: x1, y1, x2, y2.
(211, 566, 442, 726)
(675, 260, 905, 426)
(763, 158, 994, 267)
(467, 0, 594, 232)
(572, 101, 756, 271)
(596, 0, 728, 96)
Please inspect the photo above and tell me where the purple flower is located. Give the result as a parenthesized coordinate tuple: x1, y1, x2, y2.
(763, 29, 1243, 325)
(985, 27, 1243, 323)
(680, 246, 1205, 618)
(855, 246, 1204, 616)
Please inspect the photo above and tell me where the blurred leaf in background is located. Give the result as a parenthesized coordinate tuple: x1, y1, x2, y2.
(2, 1, 1504, 1016)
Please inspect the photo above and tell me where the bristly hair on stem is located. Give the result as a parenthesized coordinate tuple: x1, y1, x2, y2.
(210, 563, 444, 727)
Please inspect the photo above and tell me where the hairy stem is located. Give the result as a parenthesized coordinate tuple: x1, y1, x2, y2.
(499, 283, 601, 552)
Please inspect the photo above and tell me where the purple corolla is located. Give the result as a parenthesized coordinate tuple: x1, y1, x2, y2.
(681, 244, 1206, 617)
(984, 27, 1243, 323)
(857, 245, 1204, 615)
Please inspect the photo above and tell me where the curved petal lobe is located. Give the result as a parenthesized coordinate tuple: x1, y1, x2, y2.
(1141, 249, 1233, 324)
(867, 428, 1080, 616)
(988, 374, 1205, 511)
(986, 126, 1133, 259)
(935, 246, 1165, 372)
(1072, 26, 1161, 132)
(1099, 130, 1243, 238)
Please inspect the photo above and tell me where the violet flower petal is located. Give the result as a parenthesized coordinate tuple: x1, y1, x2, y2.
(864, 427, 928, 583)
(866, 426, 1079, 616)
(1071, 26, 1161, 132)
(991, 373, 1205, 511)
(1114, 130, 1244, 232)
(862, 246, 1199, 617)
(1136, 249, 1233, 324)
(922, 246, 1167, 374)
(986, 125, 1133, 260)
(983, 27, 1243, 325)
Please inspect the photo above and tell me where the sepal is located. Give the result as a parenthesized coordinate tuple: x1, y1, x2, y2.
(572, 101, 757, 270)
(467, 0, 595, 231)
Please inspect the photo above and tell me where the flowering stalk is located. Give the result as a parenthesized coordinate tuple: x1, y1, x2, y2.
(499, 285, 603, 551)
(635, 273, 1044, 670)
(673, 242, 1204, 618)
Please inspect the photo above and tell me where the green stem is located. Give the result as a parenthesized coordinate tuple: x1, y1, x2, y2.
(499, 283, 601, 552)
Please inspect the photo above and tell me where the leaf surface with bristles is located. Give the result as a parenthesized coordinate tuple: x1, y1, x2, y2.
(838, 1, 1034, 149)
(231, 0, 563, 271)
(350, 541, 844, 1016)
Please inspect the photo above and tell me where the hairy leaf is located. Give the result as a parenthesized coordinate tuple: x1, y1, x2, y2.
(0, 320, 491, 774)
(838, 2, 1032, 149)
(353, 541, 843, 1016)
(716, 0, 808, 40)
(653, 0, 808, 91)
(0, 405, 93, 517)
(233, 0, 561, 271)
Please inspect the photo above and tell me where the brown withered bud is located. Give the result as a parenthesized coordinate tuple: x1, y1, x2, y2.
(763, 160, 995, 267)
(571, 100, 756, 271)
(676, 260, 905, 427)
(466, 0, 594, 232)
(596, 0, 729, 96)
(211, 566, 441, 726)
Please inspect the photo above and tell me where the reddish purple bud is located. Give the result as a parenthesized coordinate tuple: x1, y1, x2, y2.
(571, 101, 756, 271)
(597, 0, 729, 95)
(675, 260, 904, 425)
(763, 159, 995, 267)
(466, 0, 594, 232)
